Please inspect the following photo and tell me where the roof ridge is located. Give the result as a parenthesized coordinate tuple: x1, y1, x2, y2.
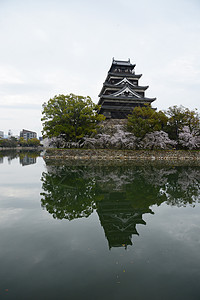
(111, 84, 142, 98)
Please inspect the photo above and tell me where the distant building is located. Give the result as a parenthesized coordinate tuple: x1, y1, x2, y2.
(0, 131, 4, 138)
(8, 129, 12, 138)
(19, 155, 37, 166)
(20, 129, 37, 141)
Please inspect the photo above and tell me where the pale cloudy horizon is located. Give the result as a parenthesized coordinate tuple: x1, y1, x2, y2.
(0, 0, 200, 137)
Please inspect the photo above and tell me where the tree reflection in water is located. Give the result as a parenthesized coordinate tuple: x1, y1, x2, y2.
(0, 150, 41, 165)
(41, 166, 96, 220)
(41, 164, 200, 248)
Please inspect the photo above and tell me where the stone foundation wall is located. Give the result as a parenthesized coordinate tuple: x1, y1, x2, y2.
(44, 148, 200, 166)
(98, 119, 127, 135)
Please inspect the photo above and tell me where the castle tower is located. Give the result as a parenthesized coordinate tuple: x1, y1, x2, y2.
(98, 58, 156, 119)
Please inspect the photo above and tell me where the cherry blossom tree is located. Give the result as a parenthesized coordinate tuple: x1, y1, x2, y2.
(140, 131, 176, 149)
(110, 126, 137, 149)
(82, 124, 137, 149)
(178, 126, 200, 149)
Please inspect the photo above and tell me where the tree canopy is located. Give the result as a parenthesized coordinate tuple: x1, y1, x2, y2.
(127, 105, 168, 138)
(0, 136, 17, 148)
(165, 105, 200, 140)
(41, 96, 200, 150)
(41, 94, 105, 145)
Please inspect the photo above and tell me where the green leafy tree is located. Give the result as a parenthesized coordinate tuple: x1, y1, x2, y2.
(18, 137, 28, 146)
(165, 105, 200, 141)
(27, 138, 41, 147)
(127, 105, 168, 138)
(41, 94, 105, 146)
(0, 137, 17, 148)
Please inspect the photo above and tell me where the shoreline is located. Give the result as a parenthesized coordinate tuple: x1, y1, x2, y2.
(43, 148, 200, 166)
(0, 146, 43, 151)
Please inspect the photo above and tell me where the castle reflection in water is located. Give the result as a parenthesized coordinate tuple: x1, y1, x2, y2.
(41, 163, 200, 249)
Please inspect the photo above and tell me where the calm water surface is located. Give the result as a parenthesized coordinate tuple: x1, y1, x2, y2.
(0, 151, 200, 300)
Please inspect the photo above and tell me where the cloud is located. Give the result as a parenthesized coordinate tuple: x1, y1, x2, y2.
(0, 65, 24, 84)
(0, 103, 41, 110)
(164, 57, 200, 84)
(0, 0, 199, 135)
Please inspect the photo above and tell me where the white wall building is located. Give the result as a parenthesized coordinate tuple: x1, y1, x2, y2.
(20, 129, 37, 141)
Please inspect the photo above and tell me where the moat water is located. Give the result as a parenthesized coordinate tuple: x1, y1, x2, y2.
(0, 151, 200, 300)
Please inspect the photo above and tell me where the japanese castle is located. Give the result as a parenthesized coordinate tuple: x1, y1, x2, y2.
(98, 58, 156, 119)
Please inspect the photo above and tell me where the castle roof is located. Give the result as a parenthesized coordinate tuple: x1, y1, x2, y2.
(112, 58, 135, 66)
(98, 80, 149, 97)
(98, 58, 156, 119)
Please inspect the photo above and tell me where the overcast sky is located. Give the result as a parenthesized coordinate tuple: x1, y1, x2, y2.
(0, 0, 200, 136)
